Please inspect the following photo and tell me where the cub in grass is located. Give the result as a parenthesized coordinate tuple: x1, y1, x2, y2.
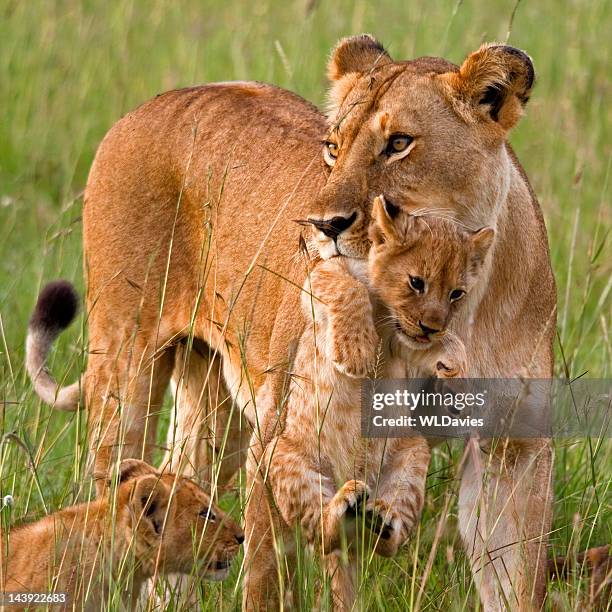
(0, 459, 243, 611)
(243, 196, 495, 610)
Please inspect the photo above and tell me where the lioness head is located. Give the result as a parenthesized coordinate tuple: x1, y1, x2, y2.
(115, 459, 244, 581)
(308, 34, 533, 259)
(368, 196, 494, 351)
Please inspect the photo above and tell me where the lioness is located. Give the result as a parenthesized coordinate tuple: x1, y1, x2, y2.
(26, 35, 555, 608)
(244, 196, 494, 609)
(0, 459, 243, 610)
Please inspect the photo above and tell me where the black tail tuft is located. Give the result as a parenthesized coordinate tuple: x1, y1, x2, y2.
(30, 280, 79, 332)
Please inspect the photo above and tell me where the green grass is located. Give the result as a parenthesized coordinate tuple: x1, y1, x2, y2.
(0, 0, 610, 609)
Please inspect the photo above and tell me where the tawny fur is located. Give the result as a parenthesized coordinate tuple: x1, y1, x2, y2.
(25, 35, 556, 610)
(242, 204, 493, 610)
(25, 280, 81, 410)
(0, 460, 243, 611)
(164, 340, 247, 492)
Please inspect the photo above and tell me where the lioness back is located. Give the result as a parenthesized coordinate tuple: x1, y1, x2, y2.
(84, 81, 328, 395)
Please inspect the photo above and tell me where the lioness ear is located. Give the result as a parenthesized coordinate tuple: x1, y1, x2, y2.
(468, 227, 495, 274)
(328, 34, 391, 81)
(130, 474, 170, 537)
(440, 44, 534, 132)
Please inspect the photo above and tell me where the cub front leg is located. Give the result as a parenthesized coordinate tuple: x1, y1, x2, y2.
(264, 438, 369, 553)
(306, 259, 379, 378)
(373, 436, 431, 557)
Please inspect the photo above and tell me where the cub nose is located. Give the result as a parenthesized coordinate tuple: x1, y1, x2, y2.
(235, 533, 245, 545)
(308, 212, 357, 239)
(418, 321, 441, 336)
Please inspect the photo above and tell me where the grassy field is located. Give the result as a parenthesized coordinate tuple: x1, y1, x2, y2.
(0, 0, 610, 609)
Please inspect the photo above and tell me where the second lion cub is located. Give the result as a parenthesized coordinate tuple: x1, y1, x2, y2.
(1, 459, 244, 610)
(243, 196, 494, 610)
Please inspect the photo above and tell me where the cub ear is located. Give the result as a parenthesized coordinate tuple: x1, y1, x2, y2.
(328, 34, 391, 81)
(94, 458, 159, 489)
(370, 195, 401, 246)
(440, 44, 534, 132)
(468, 227, 495, 273)
(130, 474, 170, 537)
(117, 459, 159, 484)
(369, 195, 421, 246)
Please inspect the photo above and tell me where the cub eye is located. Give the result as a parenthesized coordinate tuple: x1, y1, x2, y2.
(385, 134, 414, 156)
(449, 289, 466, 302)
(199, 507, 216, 521)
(409, 275, 425, 293)
(323, 141, 339, 166)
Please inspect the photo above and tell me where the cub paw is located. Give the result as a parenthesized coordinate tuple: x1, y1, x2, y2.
(332, 479, 370, 520)
(322, 480, 370, 552)
(435, 358, 465, 379)
(364, 499, 401, 557)
(330, 325, 379, 378)
(435, 340, 467, 378)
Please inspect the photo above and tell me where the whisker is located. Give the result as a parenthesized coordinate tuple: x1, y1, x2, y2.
(410, 207, 454, 217)
(406, 208, 476, 232)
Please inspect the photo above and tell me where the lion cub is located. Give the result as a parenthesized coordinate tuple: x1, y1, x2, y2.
(367, 196, 494, 378)
(243, 197, 494, 610)
(0, 459, 243, 610)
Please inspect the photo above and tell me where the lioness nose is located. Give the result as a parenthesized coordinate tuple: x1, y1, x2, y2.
(308, 212, 357, 239)
(419, 321, 441, 336)
(235, 533, 245, 545)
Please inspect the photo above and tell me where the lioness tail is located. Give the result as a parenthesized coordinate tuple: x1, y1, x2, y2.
(26, 280, 81, 411)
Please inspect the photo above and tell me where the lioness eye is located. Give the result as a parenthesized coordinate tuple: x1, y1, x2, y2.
(449, 289, 465, 302)
(323, 141, 339, 166)
(199, 507, 216, 521)
(386, 134, 413, 156)
(409, 275, 425, 293)
(323, 141, 339, 167)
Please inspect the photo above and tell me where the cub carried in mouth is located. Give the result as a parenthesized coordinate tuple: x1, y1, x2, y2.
(243, 196, 495, 610)
(368, 196, 495, 379)
(0, 459, 244, 611)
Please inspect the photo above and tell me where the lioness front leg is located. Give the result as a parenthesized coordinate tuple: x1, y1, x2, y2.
(307, 259, 379, 378)
(243, 456, 295, 611)
(323, 550, 358, 612)
(459, 438, 552, 611)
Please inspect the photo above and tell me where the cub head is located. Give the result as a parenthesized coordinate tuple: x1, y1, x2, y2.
(368, 196, 494, 350)
(308, 34, 533, 259)
(116, 459, 244, 581)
